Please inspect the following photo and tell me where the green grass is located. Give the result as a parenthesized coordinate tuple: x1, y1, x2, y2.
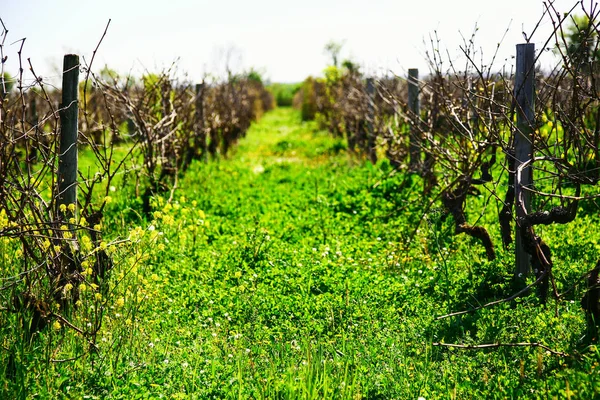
(2, 107, 600, 399)
(267, 83, 302, 107)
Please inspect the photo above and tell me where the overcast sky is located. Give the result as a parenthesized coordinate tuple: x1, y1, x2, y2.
(0, 0, 589, 85)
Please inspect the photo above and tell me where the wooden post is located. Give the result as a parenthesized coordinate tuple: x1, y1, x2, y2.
(408, 68, 420, 170)
(0, 74, 6, 124)
(27, 94, 39, 163)
(366, 77, 377, 164)
(127, 118, 135, 134)
(0, 72, 8, 100)
(195, 83, 207, 161)
(468, 77, 479, 135)
(29, 94, 38, 127)
(58, 54, 79, 220)
(514, 43, 535, 278)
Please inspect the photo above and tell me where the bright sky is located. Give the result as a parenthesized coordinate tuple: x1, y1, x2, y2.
(0, 0, 587, 85)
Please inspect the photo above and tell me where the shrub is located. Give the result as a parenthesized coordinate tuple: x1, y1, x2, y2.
(268, 82, 302, 107)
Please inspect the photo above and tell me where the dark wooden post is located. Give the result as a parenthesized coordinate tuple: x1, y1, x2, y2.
(27, 94, 39, 163)
(366, 77, 377, 164)
(58, 54, 79, 221)
(468, 77, 479, 135)
(0, 73, 7, 124)
(195, 83, 207, 161)
(514, 43, 535, 278)
(29, 94, 38, 127)
(0, 73, 7, 100)
(408, 68, 420, 170)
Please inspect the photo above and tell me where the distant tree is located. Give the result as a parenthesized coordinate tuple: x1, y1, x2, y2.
(562, 14, 600, 68)
(1, 72, 14, 98)
(324, 40, 344, 67)
(246, 68, 264, 85)
(98, 65, 121, 84)
(341, 59, 360, 74)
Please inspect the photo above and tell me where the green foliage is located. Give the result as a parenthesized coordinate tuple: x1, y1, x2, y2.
(299, 77, 318, 121)
(0, 72, 14, 96)
(562, 14, 600, 66)
(246, 68, 264, 85)
(323, 65, 343, 85)
(341, 59, 360, 74)
(98, 65, 120, 82)
(268, 82, 302, 107)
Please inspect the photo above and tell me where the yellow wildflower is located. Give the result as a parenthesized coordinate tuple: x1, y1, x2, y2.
(81, 236, 92, 252)
(0, 208, 7, 229)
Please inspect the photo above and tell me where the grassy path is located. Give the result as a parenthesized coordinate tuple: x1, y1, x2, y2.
(28, 107, 600, 399)
(124, 107, 441, 399)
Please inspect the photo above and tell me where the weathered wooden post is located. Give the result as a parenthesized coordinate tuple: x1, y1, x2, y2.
(0, 74, 7, 124)
(195, 82, 207, 161)
(0, 73, 7, 100)
(25, 93, 39, 164)
(468, 77, 479, 135)
(408, 68, 420, 170)
(366, 77, 377, 164)
(514, 43, 535, 278)
(58, 54, 79, 221)
(29, 94, 38, 127)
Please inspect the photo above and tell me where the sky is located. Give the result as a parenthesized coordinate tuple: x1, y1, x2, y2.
(0, 0, 590, 86)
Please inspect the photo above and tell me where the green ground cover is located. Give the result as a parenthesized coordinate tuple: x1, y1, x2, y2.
(4, 108, 600, 399)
